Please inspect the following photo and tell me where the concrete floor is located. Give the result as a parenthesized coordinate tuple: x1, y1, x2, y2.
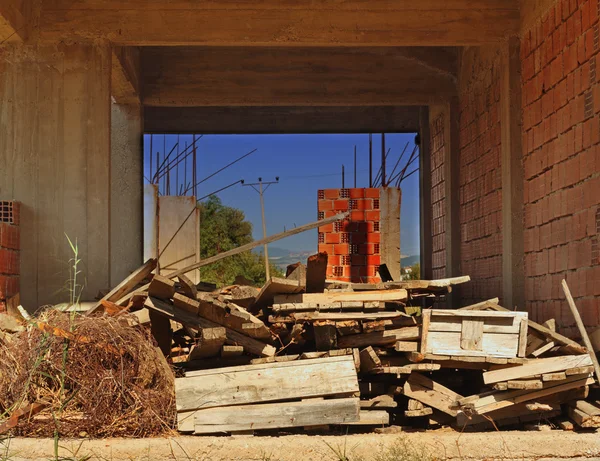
(2, 431, 600, 461)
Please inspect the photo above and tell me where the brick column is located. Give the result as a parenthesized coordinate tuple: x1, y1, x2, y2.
(0, 201, 20, 312)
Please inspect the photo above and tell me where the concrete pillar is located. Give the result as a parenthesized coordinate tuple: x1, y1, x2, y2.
(0, 43, 111, 308)
(419, 107, 433, 280)
(380, 187, 402, 282)
(110, 103, 143, 287)
(500, 37, 525, 310)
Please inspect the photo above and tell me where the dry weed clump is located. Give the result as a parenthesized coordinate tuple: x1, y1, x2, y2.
(0, 310, 176, 437)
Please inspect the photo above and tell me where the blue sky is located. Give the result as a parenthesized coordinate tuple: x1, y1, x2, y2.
(143, 133, 421, 256)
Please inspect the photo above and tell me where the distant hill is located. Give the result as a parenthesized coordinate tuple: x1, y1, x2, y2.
(253, 247, 315, 270)
(401, 255, 420, 267)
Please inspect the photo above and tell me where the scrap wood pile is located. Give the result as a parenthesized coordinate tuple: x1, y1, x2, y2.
(0, 308, 175, 437)
(83, 254, 600, 435)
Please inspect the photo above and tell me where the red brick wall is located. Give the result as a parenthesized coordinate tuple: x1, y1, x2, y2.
(318, 188, 381, 283)
(458, 47, 504, 305)
(0, 201, 20, 313)
(430, 113, 447, 280)
(521, 0, 600, 334)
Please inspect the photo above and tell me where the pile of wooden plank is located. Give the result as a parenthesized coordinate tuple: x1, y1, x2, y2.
(88, 256, 600, 435)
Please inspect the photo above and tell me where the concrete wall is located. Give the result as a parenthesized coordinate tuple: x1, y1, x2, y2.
(380, 187, 402, 282)
(110, 104, 143, 287)
(520, 0, 600, 334)
(0, 43, 111, 309)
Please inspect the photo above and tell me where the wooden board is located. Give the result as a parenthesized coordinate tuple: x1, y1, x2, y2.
(274, 289, 407, 305)
(483, 355, 593, 385)
(269, 311, 408, 322)
(176, 356, 359, 430)
(343, 409, 389, 426)
(191, 397, 359, 434)
(423, 309, 527, 358)
(403, 373, 463, 417)
(252, 277, 304, 311)
(87, 258, 156, 315)
(385, 275, 470, 290)
(144, 296, 276, 357)
(337, 327, 420, 348)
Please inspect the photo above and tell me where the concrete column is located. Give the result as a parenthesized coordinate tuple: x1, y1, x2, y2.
(110, 103, 143, 287)
(380, 187, 402, 281)
(0, 43, 111, 308)
(419, 107, 433, 280)
(500, 37, 525, 310)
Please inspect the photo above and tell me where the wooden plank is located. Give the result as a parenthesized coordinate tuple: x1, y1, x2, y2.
(314, 320, 337, 351)
(87, 258, 156, 315)
(148, 274, 176, 300)
(403, 373, 462, 417)
(337, 327, 420, 348)
(567, 406, 600, 428)
(420, 309, 431, 354)
(191, 398, 359, 434)
(149, 309, 172, 357)
(530, 340, 555, 358)
(473, 377, 595, 415)
(188, 327, 226, 360)
(178, 355, 358, 410)
(425, 330, 520, 358)
(360, 394, 397, 410)
(562, 279, 600, 381)
(517, 318, 528, 357)
(344, 409, 389, 426)
(253, 277, 304, 311)
(144, 297, 276, 357)
(274, 289, 408, 305)
(164, 212, 348, 280)
(483, 355, 593, 385)
(569, 400, 600, 416)
(359, 346, 382, 372)
(373, 364, 441, 374)
(221, 345, 244, 357)
(507, 379, 543, 390)
(269, 311, 407, 322)
(542, 372, 566, 382)
(566, 365, 595, 376)
(336, 320, 362, 336)
(385, 275, 470, 290)
(460, 319, 484, 351)
(306, 252, 327, 293)
(405, 408, 433, 417)
(395, 341, 419, 352)
(177, 274, 198, 299)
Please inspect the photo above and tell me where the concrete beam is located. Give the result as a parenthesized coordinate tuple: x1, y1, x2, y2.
(111, 46, 141, 105)
(141, 47, 457, 107)
(144, 106, 422, 134)
(500, 37, 525, 310)
(39, 0, 519, 46)
(0, 0, 27, 42)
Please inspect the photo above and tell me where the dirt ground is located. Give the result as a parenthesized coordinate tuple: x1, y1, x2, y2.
(2, 431, 600, 461)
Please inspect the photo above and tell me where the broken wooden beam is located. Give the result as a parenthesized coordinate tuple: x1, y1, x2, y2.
(337, 327, 420, 348)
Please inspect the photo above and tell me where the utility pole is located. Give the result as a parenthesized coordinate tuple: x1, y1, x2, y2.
(354, 145, 357, 188)
(369, 134, 373, 187)
(243, 177, 279, 280)
(381, 133, 386, 187)
(342, 165, 345, 188)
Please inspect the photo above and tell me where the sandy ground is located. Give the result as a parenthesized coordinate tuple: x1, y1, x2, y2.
(2, 430, 600, 461)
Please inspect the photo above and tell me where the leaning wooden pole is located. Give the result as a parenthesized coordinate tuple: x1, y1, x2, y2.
(169, 211, 349, 279)
(561, 279, 600, 380)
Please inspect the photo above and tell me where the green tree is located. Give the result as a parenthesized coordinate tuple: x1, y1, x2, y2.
(406, 262, 421, 280)
(196, 195, 282, 287)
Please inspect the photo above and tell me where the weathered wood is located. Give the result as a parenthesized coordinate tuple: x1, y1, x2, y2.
(362, 320, 386, 333)
(360, 394, 397, 409)
(144, 297, 276, 357)
(336, 320, 361, 336)
(344, 409, 389, 426)
(148, 274, 176, 300)
(395, 341, 419, 352)
(566, 365, 595, 376)
(177, 356, 359, 421)
(314, 320, 337, 351)
(403, 373, 463, 417)
(405, 408, 433, 417)
(221, 345, 244, 357)
(269, 311, 407, 322)
(149, 308, 172, 357)
(306, 252, 328, 293)
(177, 274, 198, 299)
(87, 258, 157, 315)
(562, 279, 600, 381)
(506, 379, 543, 390)
(542, 372, 566, 382)
(337, 327, 420, 348)
(373, 364, 441, 375)
(253, 277, 304, 311)
(359, 346, 382, 373)
(386, 276, 471, 290)
(460, 319, 484, 351)
(483, 355, 593, 385)
(275, 289, 408, 305)
(286, 262, 307, 287)
(567, 405, 600, 428)
(188, 327, 226, 360)
(191, 397, 359, 434)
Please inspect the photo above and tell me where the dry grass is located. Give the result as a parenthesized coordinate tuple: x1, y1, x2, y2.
(0, 310, 175, 438)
